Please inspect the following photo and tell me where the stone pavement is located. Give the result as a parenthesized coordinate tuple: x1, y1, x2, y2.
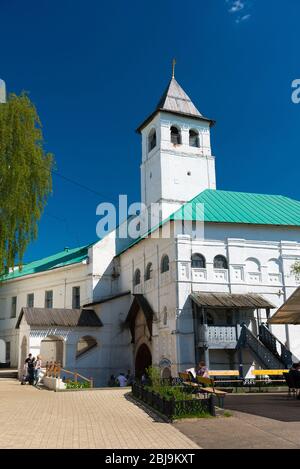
(174, 394, 300, 449)
(0, 379, 199, 449)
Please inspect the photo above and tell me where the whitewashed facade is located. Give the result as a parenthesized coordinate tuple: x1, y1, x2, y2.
(1, 74, 300, 385)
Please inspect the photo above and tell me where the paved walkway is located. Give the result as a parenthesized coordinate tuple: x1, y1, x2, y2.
(174, 394, 300, 449)
(0, 379, 198, 449)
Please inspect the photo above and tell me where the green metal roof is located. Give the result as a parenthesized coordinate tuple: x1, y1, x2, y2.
(1, 244, 91, 282)
(117, 189, 300, 255)
(4, 190, 300, 280)
(171, 189, 300, 226)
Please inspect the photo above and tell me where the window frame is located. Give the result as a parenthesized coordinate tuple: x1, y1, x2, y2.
(27, 293, 34, 308)
(191, 253, 206, 269)
(148, 128, 157, 153)
(72, 286, 81, 309)
(145, 262, 153, 281)
(213, 255, 228, 270)
(45, 290, 53, 309)
(170, 125, 181, 145)
(161, 255, 170, 274)
(189, 129, 200, 147)
(134, 268, 141, 286)
(11, 296, 17, 318)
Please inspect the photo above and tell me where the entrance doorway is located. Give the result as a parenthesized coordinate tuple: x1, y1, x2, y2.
(135, 343, 152, 378)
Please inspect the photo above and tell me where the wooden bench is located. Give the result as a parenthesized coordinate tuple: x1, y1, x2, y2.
(196, 376, 226, 408)
(178, 372, 199, 390)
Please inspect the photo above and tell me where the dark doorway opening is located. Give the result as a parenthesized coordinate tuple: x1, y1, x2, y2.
(135, 343, 152, 378)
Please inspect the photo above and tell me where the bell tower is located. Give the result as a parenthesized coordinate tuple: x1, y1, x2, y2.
(137, 66, 216, 219)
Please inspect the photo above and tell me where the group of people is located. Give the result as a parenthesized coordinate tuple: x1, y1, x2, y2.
(21, 353, 42, 386)
(107, 370, 133, 387)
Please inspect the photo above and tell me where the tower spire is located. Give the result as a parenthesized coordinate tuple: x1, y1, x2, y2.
(172, 58, 176, 79)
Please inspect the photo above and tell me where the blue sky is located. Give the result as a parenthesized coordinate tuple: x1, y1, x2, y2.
(1, 0, 300, 262)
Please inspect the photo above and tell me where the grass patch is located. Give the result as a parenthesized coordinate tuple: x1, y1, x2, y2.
(174, 411, 214, 420)
(223, 411, 232, 417)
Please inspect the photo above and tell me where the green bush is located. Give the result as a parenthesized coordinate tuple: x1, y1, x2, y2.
(65, 380, 91, 389)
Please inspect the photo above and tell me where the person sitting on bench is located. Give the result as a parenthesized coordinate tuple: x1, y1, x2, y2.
(195, 361, 209, 379)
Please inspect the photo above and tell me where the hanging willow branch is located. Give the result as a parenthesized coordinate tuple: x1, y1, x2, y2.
(0, 92, 54, 272)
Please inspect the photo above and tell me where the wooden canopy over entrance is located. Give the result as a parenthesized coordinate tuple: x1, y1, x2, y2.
(125, 294, 154, 343)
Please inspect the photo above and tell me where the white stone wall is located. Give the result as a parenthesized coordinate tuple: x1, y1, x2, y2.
(174, 223, 300, 364)
(0, 262, 92, 367)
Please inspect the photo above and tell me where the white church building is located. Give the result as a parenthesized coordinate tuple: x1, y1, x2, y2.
(1, 72, 300, 386)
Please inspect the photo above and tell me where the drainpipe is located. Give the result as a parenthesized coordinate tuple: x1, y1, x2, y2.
(279, 243, 291, 350)
(174, 237, 180, 375)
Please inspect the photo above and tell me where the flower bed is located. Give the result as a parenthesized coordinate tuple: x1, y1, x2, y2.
(132, 382, 215, 420)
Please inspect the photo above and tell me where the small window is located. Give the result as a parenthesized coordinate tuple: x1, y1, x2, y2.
(213, 255, 228, 270)
(134, 269, 141, 286)
(145, 262, 153, 281)
(161, 255, 169, 273)
(72, 286, 80, 309)
(148, 128, 156, 152)
(27, 293, 34, 308)
(170, 126, 181, 145)
(191, 253, 206, 269)
(189, 129, 200, 147)
(76, 336, 97, 358)
(45, 290, 53, 309)
(11, 297, 17, 318)
(163, 307, 168, 325)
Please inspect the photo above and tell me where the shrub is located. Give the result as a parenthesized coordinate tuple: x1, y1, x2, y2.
(65, 380, 91, 389)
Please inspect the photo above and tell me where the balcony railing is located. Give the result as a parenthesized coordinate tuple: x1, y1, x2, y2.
(198, 325, 238, 349)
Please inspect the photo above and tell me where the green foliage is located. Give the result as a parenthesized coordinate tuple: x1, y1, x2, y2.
(0, 92, 54, 272)
(143, 366, 213, 419)
(291, 261, 300, 276)
(65, 380, 91, 389)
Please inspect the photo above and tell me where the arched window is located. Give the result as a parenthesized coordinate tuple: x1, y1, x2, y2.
(148, 128, 156, 152)
(145, 262, 153, 281)
(134, 269, 141, 286)
(189, 129, 200, 147)
(170, 126, 181, 145)
(161, 255, 170, 273)
(191, 253, 206, 269)
(213, 255, 228, 270)
(245, 258, 261, 272)
(76, 336, 97, 358)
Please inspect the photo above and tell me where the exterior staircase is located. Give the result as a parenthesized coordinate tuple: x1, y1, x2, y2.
(239, 325, 289, 369)
(259, 324, 293, 368)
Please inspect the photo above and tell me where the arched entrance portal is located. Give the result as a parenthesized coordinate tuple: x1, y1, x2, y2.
(40, 336, 64, 364)
(135, 343, 152, 379)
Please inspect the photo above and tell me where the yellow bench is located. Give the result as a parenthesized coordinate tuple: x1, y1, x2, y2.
(251, 369, 288, 376)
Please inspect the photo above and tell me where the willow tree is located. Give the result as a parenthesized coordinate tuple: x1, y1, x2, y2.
(0, 92, 53, 271)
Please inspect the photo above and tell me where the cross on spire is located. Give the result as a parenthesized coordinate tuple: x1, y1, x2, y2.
(172, 58, 176, 79)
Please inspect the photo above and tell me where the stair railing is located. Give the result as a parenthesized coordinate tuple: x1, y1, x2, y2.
(259, 324, 293, 368)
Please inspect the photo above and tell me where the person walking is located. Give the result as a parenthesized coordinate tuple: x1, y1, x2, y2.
(34, 355, 42, 386)
(27, 356, 35, 385)
(21, 353, 32, 385)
